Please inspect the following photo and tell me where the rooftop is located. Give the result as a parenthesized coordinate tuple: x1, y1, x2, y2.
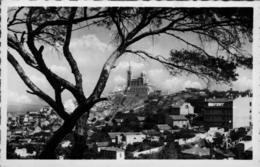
(137, 116, 145, 121)
(171, 100, 186, 108)
(181, 145, 210, 156)
(142, 129, 160, 136)
(169, 115, 188, 121)
(156, 124, 172, 130)
(99, 147, 124, 152)
(206, 98, 233, 103)
(108, 132, 144, 138)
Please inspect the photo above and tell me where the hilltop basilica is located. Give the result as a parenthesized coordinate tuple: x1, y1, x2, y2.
(125, 65, 149, 98)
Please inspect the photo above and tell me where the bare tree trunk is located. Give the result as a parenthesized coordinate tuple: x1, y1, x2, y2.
(39, 119, 77, 159)
(39, 103, 94, 159)
(69, 133, 87, 159)
(39, 48, 124, 159)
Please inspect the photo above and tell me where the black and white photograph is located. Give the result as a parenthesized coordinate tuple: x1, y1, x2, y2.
(3, 1, 257, 162)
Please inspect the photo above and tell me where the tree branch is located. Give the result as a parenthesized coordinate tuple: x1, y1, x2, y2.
(8, 34, 38, 67)
(125, 49, 203, 76)
(127, 16, 181, 46)
(164, 32, 212, 58)
(26, 8, 86, 103)
(8, 52, 71, 121)
(8, 7, 24, 27)
(33, 10, 108, 36)
(110, 9, 125, 43)
(63, 8, 84, 96)
(88, 47, 124, 101)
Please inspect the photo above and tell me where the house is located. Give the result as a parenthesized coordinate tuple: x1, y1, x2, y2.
(108, 132, 122, 143)
(15, 148, 37, 158)
(142, 129, 160, 135)
(40, 120, 50, 127)
(120, 132, 145, 145)
(13, 128, 24, 135)
(170, 101, 194, 115)
(114, 118, 124, 126)
(96, 141, 110, 148)
(137, 116, 145, 126)
(180, 102, 194, 115)
(108, 132, 146, 145)
(156, 124, 172, 133)
(142, 129, 161, 142)
(99, 147, 125, 159)
(166, 115, 189, 128)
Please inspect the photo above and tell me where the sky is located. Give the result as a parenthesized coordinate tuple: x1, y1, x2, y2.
(7, 14, 252, 107)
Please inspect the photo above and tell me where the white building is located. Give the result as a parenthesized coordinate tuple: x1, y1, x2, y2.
(132, 146, 164, 158)
(233, 96, 252, 128)
(108, 132, 146, 145)
(180, 102, 194, 115)
(15, 148, 36, 158)
(171, 101, 194, 115)
(99, 147, 125, 160)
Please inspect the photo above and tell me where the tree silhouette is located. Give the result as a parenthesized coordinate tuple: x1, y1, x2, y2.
(8, 7, 252, 159)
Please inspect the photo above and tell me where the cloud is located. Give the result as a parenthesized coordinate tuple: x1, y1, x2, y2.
(8, 91, 32, 104)
(50, 65, 68, 74)
(147, 69, 180, 92)
(184, 80, 203, 89)
(70, 35, 112, 52)
(113, 75, 126, 85)
(147, 68, 203, 92)
(116, 61, 145, 71)
(163, 78, 183, 90)
(232, 76, 252, 90)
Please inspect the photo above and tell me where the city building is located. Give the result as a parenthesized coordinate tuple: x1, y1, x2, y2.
(179, 102, 194, 115)
(156, 124, 172, 133)
(119, 132, 146, 145)
(137, 116, 145, 126)
(108, 132, 146, 145)
(167, 101, 194, 115)
(202, 98, 233, 130)
(142, 129, 161, 142)
(202, 97, 252, 130)
(99, 147, 125, 159)
(233, 96, 252, 128)
(166, 115, 189, 128)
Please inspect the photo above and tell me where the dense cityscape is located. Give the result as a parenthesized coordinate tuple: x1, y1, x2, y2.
(7, 66, 252, 159)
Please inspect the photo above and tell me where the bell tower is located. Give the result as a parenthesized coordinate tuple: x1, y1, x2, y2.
(127, 63, 132, 88)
